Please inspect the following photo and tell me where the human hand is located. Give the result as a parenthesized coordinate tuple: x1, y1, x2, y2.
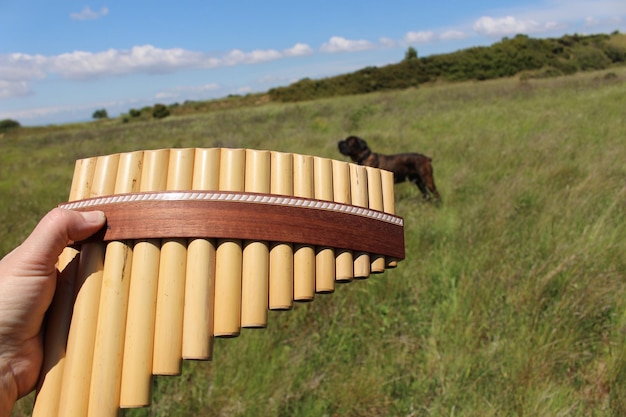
(0, 208, 105, 417)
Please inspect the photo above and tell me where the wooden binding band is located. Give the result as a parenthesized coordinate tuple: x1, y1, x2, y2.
(60, 190, 405, 260)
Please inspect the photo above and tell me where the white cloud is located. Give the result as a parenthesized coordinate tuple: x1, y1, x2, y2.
(473, 16, 544, 36)
(156, 83, 221, 100)
(440, 30, 468, 41)
(0, 80, 31, 99)
(49, 46, 208, 79)
(0, 53, 47, 81)
(474, 15, 567, 37)
(525, 0, 626, 24)
(154, 91, 177, 100)
(0, 43, 315, 98)
(379, 37, 397, 48)
(237, 86, 253, 94)
(404, 31, 436, 44)
(0, 54, 48, 98)
(70, 6, 109, 21)
(225, 49, 283, 65)
(584, 15, 623, 29)
(283, 43, 314, 57)
(320, 36, 375, 53)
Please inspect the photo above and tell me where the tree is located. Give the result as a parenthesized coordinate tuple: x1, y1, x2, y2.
(404, 47, 418, 61)
(0, 119, 21, 133)
(0, 119, 20, 132)
(92, 108, 108, 119)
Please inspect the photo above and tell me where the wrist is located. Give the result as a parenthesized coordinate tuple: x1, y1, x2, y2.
(0, 361, 18, 417)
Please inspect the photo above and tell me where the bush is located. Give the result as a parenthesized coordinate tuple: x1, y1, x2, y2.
(152, 104, 170, 119)
(92, 109, 108, 119)
(128, 108, 141, 118)
(0, 119, 20, 132)
(574, 47, 612, 71)
(604, 44, 626, 63)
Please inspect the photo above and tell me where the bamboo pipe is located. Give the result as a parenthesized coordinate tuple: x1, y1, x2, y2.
(182, 148, 220, 359)
(241, 149, 270, 327)
(213, 148, 245, 337)
(88, 151, 143, 417)
(89, 152, 143, 417)
(269, 151, 294, 310)
(365, 167, 386, 273)
(331, 160, 353, 282)
(293, 153, 315, 301)
(313, 157, 335, 293)
(152, 148, 195, 375)
(349, 163, 371, 279)
(119, 149, 170, 407)
(380, 169, 398, 268)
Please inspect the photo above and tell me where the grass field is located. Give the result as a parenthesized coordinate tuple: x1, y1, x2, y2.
(4, 67, 626, 416)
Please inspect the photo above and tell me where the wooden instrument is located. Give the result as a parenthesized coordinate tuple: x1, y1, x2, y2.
(32, 147, 404, 417)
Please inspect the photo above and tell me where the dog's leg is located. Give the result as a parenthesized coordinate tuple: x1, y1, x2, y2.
(426, 173, 441, 202)
(426, 177, 440, 201)
(411, 175, 431, 200)
(419, 162, 441, 203)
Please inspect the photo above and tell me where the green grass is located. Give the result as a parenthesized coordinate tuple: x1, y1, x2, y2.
(5, 68, 626, 416)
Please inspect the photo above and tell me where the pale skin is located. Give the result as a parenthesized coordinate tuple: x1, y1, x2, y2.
(0, 208, 105, 417)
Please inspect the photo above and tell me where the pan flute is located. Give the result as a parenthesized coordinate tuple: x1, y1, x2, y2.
(33, 147, 404, 417)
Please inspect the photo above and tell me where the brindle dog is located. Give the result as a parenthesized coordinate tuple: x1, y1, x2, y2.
(338, 135, 440, 201)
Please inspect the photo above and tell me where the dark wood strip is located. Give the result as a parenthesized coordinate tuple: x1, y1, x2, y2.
(61, 192, 405, 260)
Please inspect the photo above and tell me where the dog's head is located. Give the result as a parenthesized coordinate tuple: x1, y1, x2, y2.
(338, 136, 370, 162)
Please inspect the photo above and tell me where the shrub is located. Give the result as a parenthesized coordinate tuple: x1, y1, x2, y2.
(92, 108, 108, 119)
(128, 108, 141, 118)
(0, 119, 20, 132)
(574, 46, 612, 71)
(152, 104, 170, 119)
(604, 44, 626, 63)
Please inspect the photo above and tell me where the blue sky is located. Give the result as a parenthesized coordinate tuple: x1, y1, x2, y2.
(1, 1, 625, 126)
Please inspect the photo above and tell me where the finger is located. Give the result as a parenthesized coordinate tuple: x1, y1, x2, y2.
(19, 208, 106, 267)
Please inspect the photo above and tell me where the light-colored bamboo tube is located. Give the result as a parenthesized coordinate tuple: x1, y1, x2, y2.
(152, 148, 194, 375)
(381, 169, 395, 215)
(380, 169, 398, 268)
(33, 157, 98, 417)
(313, 157, 335, 293)
(58, 153, 120, 417)
(88, 151, 143, 417)
(182, 148, 220, 360)
(331, 159, 353, 282)
(269, 151, 294, 310)
(293, 153, 315, 301)
(365, 167, 386, 273)
(213, 148, 245, 337)
(349, 163, 371, 279)
(241, 149, 270, 327)
(120, 149, 170, 408)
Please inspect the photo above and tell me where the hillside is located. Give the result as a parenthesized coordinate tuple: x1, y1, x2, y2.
(5, 67, 626, 416)
(267, 31, 626, 102)
(139, 31, 626, 120)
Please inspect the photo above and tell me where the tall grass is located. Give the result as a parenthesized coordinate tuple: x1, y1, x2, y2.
(5, 68, 626, 416)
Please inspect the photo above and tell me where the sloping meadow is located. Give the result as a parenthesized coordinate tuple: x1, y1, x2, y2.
(6, 68, 626, 416)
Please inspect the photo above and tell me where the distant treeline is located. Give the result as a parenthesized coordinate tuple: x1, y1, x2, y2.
(268, 32, 626, 102)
